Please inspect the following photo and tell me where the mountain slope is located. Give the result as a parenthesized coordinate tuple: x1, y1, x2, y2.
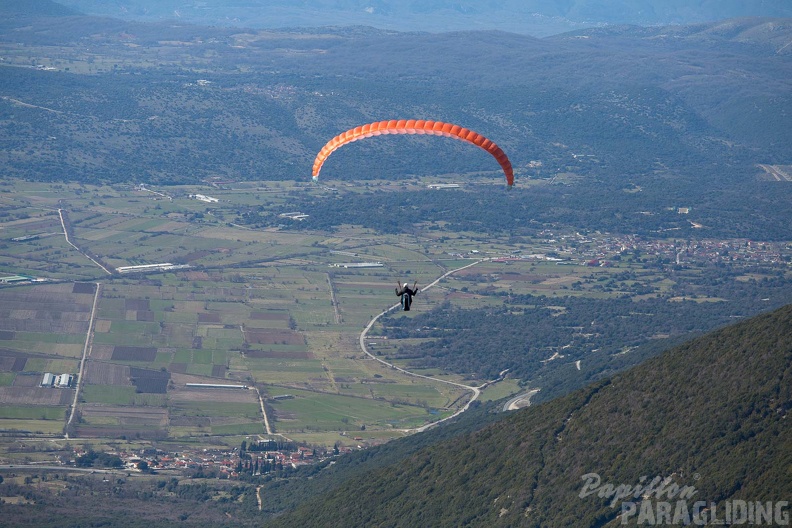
(266, 304, 792, 526)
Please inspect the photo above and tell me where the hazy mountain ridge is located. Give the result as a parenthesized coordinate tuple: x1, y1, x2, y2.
(51, 0, 792, 35)
(1, 14, 790, 238)
(0, 0, 78, 17)
(559, 17, 792, 53)
(266, 303, 792, 526)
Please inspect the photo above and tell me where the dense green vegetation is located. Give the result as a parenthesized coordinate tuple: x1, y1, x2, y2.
(246, 183, 792, 240)
(252, 400, 506, 515)
(266, 303, 792, 527)
(378, 270, 792, 397)
(75, 449, 123, 468)
(0, 473, 261, 527)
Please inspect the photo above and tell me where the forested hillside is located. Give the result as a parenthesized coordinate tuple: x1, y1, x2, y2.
(257, 181, 792, 240)
(379, 278, 792, 398)
(266, 303, 792, 526)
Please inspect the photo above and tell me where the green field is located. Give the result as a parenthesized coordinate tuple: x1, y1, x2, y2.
(82, 385, 139, 405)
(0, 406, 66, 420)
(1, 180, 789, 453)
(268, 387, 436, 433)
(0, 419, 66, 435)
(170, 401, 261, 420)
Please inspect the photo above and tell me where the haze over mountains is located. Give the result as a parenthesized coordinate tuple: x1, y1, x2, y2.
(53, 0, 792, 35)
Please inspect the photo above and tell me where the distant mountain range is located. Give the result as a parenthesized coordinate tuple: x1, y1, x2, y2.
(1, 9, 790, 239)
(50, 0, 792, 36)
(264, 303, 792, 526)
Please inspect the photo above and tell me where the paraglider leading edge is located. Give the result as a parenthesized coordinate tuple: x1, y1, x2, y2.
(312, 119, 514, 187)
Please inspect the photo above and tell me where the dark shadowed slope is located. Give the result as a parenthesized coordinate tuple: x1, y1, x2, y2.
(267, 304, 792, 527)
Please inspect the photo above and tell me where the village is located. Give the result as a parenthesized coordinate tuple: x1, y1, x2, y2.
(483, 230, 791, 268)
(39, 439, 352, 480)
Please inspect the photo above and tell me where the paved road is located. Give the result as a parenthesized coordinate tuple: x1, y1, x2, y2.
(758, 164, 792, 182)
(65, 282, 101, 439)
(358, 259, 508, 433)
(58, 208, 113, 275)
(502, 388, 541, 412)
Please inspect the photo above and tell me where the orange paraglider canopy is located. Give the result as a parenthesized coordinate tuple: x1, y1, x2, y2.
(312, 119, 514, 187)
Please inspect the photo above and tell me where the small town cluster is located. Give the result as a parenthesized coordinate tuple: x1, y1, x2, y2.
(66, 440, 348, 479)
(489, 231, 790, 267)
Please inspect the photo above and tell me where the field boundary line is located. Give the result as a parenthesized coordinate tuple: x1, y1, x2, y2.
(65, 282, 101, 438)
(58, 208, 114, 275)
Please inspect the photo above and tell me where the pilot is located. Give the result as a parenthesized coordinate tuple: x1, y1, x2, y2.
(395, 279, 419, 311)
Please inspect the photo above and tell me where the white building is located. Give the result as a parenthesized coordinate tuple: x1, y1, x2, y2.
(427, 183, 460, 189)
(116, 263, 191, 274)
(191, 194, 219, 203)
(279, 212, 309, 220)
(185, 383, 248, 389)
(330, 262, 384, 268)
(55, 374, 73, 388)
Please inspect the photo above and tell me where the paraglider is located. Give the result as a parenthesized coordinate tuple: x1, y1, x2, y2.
(395, 280, 419, 311)
(312, 119, 514, 187)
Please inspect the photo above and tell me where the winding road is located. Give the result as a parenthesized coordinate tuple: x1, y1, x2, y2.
(358, 259, 506, 432)
(502, 388, 541, 412)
